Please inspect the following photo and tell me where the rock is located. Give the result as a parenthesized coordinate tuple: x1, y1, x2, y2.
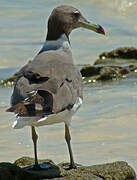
(58, 161, 136, 180)
(119, 68, 129, 75)
(1, 65, 121, 86)
(80, 47, 137, 82)
(0, 59, 32, 87)
(2, 63, 135, 87)
(0, 162, 37, 180)
(1, 47, 137, 86)
(14, 157, 62, 179)
(94, 47, 137, 65)
(129, 64, 137, 72)
(80, 66, 101, 77)
(97, 66, 121, 80)
(0, 157, 136, 180)
(80, 65, 122, 82)
(99, 47, 137, 60)
(14, 156, 55, 168)
(0, 72, 17, 86)
(81, 64, 137, 83)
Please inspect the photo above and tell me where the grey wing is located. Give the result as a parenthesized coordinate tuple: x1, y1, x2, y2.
(10, 52, 83, 115)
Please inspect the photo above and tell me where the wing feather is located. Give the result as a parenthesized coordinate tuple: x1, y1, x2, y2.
(10, 51, 83, 115)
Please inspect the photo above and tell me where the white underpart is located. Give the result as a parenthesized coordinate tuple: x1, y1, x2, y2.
(12, 97, 82, 129)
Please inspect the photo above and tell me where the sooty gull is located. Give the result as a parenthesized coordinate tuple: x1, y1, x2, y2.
(6, 5, 105, 169)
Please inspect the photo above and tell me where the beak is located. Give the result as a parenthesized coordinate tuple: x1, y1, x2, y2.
(79, 17, 105, 35)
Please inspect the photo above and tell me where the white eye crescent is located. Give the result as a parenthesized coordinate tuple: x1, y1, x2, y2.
(74, 10, 80, 16)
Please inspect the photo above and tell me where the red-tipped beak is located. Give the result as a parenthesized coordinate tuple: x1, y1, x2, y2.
(97, 24, 105, 35)
(79, 18, 105, 36)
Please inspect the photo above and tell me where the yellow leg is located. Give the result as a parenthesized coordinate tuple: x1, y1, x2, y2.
(31, 126, 39, 168)
(65, 124, 76, 169)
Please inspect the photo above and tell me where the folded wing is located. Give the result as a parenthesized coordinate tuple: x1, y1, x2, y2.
(7, 51, 83, 116)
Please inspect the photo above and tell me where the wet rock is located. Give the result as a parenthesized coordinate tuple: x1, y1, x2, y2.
(0, 59, 32, 86)
(1, 65, 120, 86)
(80, 65, 122, 82)
(97, 66, 121, 80)
(99, 47, 137, 60)
(0, 162, 37, 180)
(80, 65, 101, 77)
(80, 47, 137, 82)
(129, 64, 137, 72)
(0, 157, 136, 180)
(0, 72, 17, 86)
(1, 64, 136, 87)
(94, 47, 137, 65)
(58, 161, 136, 180)
(1, 47, 137, 86)
(81, 64, 137, 83)
(94, 58, 137, 66)
(119, 68, 129, 75)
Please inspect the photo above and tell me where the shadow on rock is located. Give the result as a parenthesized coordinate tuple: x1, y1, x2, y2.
(0, 157, 136, 180)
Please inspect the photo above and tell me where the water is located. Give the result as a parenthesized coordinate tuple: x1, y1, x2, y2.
(0, 0, 137, 172)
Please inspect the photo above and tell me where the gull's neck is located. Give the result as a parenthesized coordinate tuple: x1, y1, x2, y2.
(38, 34, 71, 54)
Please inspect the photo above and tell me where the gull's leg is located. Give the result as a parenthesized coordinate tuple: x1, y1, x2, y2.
(65, 123, 76, 169)
(31, 126, 39, 169)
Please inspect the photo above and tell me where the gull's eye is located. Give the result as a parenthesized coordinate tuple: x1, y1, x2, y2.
(73, 10, 80, 17)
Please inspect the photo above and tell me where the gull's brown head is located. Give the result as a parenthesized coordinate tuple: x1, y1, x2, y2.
(46, 5, 105, 40)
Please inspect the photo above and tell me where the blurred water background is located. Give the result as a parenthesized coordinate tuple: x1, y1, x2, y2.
(0, 0, 137, 172)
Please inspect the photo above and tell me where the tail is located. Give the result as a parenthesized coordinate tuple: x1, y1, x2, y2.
(6, 102, 31, 116)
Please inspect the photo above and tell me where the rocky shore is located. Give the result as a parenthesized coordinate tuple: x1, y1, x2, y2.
(81, 47, 137, 83)
(0, 157, 136, 180)
(1, 46, 137, 179)
(1, 46, 137, 86)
